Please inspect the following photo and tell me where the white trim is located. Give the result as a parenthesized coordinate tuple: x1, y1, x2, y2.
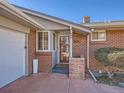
(83, 21, 124, 28)
(36, 30, 51, 51)
(48, 31, 51, 50)
(25, 33, 29, 76)
(36, 50, 53, 52)
(0, 0, 45, 29)
(36, 30, 38, 51)
(57, 33, 70, 64)
(91, 30, 106, 41)
(0, 16, 30, 34)
(57, 34, 60, 64)
(52, 32, 58, 51)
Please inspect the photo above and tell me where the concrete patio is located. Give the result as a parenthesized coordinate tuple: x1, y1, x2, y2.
(0, 73, 124, 93)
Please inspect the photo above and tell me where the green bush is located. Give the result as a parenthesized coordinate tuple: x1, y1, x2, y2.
(95, 47, 124, 66)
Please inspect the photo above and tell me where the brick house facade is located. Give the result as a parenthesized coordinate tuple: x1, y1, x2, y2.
(28, 30, 88, 74)
(28, 28, 124, 74)
(16, 6, 124, 75)
(28, 28, 124, 77)
(2, 1, 124, 88)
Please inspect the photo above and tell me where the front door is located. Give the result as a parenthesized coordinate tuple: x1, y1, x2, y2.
(60, 36, 69, 63)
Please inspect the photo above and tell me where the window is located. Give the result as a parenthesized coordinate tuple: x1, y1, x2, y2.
(37, 32, 49, 50)
(91, 30, 106, 41)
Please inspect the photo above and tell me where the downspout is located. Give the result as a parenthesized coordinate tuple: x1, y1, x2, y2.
(86, 35, 90, 69)
(70, 26, 73, 58)
(87, 34, 97, 81)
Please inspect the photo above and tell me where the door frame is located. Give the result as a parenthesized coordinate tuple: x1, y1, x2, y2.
(57, 34, 70, 64)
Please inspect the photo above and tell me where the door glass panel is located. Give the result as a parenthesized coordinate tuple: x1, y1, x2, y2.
(60, 36, 69, 63)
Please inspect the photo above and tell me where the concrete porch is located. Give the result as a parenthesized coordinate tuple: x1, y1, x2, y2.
(0, 73, 123, 93)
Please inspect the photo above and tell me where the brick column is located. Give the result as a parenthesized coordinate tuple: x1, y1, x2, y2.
(69, 58, 85, 79)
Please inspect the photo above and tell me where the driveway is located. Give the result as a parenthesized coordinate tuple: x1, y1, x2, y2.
(0, 73, 124, 93)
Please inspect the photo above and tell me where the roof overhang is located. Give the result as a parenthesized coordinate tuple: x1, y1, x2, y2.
(83, 22, 124, 30)
(0, 0, 45, 30)
(15, 5, 91, 33)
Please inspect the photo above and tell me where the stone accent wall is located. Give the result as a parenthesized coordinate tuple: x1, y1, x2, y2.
(69, 58, 85, 79)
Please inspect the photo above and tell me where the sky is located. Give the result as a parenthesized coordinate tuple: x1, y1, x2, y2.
(7, 0, 124, 23)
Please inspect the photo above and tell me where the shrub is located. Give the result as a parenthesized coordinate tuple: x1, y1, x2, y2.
(108, 51, 124, 65)
(95, 47, 124, 66)
(95, 47, 124, 78)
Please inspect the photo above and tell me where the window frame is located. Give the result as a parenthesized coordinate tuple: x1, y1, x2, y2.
(91, 30, 106, 41)
(36, 31, 50, 52)
(53, 33, 56, 51)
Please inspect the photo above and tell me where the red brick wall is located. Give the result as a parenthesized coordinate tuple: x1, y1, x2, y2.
(89, 30, 124, 70)
(36, 52, 52, 73)
(28, 29, 36, 74)
(72, 32, 87, 58)
(28, 30, 52, 74)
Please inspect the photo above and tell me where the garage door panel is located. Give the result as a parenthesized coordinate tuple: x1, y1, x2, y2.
(0, 27, 25, 88)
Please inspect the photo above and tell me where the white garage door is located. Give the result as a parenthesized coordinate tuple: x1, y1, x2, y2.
(0, 26, 26, 88)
